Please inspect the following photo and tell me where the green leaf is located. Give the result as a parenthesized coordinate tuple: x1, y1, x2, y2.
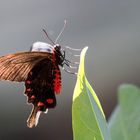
(108, 106, 124, 140)
(72, 47, 111, 140)
(109, 84, 140, 140)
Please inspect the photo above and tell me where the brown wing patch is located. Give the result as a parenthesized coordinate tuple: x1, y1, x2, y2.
(0, 52, 52, 82)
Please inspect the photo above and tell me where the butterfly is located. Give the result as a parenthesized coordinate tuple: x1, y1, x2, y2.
(0, 22, 80, 128)
(0, 40, 66, 127)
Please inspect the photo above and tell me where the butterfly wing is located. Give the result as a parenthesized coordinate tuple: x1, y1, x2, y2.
(25, 58, 56, 109)
(0, 51, 52, 82)
(25, 58, 57, 128)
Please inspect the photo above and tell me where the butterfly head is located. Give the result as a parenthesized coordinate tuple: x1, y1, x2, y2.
(54, 44, 61, 50)
(54, 44, 65, 67)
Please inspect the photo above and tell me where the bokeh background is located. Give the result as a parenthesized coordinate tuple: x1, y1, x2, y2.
(0, 0, 140, 140)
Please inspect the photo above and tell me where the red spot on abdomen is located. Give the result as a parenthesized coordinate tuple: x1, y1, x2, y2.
(54, 84, 61, 93)
(52, 50, 62, 94)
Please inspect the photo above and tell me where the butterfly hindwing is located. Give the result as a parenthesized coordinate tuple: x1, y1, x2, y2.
(25, 58, 57, 112)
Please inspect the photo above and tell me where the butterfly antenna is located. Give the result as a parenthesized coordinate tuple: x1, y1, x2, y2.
(55, 20, 67, 44)
(64, 61, 77, 69)
(42, 29, 55, 45)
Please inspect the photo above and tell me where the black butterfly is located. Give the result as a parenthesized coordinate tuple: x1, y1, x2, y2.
(0, 22, 80, 128)
(0, 40, 65, 127)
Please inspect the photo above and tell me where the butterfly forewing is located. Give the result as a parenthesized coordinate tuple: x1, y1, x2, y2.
(0, 52, 52, 82)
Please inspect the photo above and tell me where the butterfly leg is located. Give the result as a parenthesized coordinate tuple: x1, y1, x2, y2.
(62, 67, 77, 75)
(65, 46, 82, 51)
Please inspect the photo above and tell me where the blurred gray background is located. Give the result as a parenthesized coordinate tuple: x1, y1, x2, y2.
(0, 0, 140, 140)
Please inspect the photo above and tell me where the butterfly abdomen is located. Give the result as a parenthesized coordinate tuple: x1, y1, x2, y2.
(52, 50, 61, 94)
